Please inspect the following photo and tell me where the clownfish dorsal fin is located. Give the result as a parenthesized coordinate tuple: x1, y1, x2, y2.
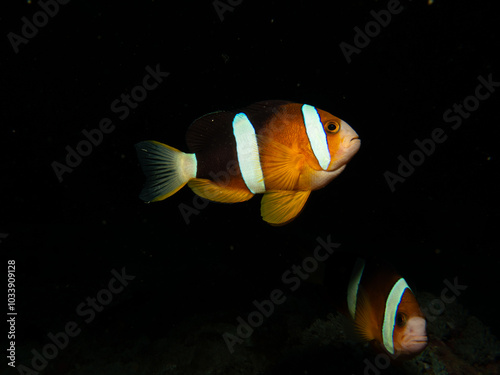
(241, 100, 294, 115)
(185, 101, 293, 153)
(186, 110, 235, 153)
(260, 190, 311, 225)
(353, 286, 377, 343)
(188, 178, 254, 203)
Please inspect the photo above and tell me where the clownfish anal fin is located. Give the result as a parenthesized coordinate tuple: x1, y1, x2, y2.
(257, 135, 303, 191)
(188, 178, 254, 203)
(353, 287, 376, 343)
(261, 190, 311, 225)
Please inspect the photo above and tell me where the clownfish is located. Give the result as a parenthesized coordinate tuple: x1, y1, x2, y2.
(135, 100, 360, 225)
(343, 258, 428, 358)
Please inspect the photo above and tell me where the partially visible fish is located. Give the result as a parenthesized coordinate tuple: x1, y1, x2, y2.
(342, 258, 428, 358)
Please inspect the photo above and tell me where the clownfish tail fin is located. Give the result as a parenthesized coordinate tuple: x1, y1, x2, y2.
(135, 141, 197, 202)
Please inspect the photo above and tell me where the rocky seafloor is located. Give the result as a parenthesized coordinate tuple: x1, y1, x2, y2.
(15, 290, 500, 375)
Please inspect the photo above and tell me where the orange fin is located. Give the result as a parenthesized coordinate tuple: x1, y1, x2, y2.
(257, 135, 304, 191)
(188, 178, 254, 203)
(352, 286, 376, 343)
(261, 190, 310, 225)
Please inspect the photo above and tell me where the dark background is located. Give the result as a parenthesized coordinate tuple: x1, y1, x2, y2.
(1, 0, 499, 372)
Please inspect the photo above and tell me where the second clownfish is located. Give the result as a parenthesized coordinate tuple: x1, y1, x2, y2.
(343, 258, 428, 358)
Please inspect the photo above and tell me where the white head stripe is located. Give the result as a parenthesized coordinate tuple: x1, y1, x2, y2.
(347, 258, 366, 319)
(382, 278, 411, 355)
(301, 104, 331, 170)
(232, 113, 266, 194)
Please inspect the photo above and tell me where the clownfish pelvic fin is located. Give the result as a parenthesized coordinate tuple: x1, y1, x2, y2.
(261, 190, 311, 225)
(352, 286, 377, 343)
(135, 141, 197, 202)
(257, 135, 303, 191)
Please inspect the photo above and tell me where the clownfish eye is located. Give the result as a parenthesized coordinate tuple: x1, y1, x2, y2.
(396, 313, 407, 327)
(325, 121, 341, 134)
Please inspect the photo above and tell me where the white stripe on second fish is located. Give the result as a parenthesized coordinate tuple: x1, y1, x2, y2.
(347, 258, 366, 319)
(382, 278, 411, 354)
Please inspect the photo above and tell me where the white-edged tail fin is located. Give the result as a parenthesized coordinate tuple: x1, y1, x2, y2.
(135, 141, 197, 202)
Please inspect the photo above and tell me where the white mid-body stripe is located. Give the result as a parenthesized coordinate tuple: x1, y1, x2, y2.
(382, 278, 411, 355)
(301, 104, 331, 170)
(232, 113, 266, 194)
(347, 258, 366, 319)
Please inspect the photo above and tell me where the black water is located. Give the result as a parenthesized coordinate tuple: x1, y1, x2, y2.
(2, 1, 499, 374)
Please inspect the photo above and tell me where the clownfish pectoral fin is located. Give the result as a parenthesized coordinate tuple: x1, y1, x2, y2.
(261, 190, 311, 225)
(135, 141, 197, 202)
(257, 135, 303, 191)
(188, 178, 254, 203)
(352, 287, 376, 343)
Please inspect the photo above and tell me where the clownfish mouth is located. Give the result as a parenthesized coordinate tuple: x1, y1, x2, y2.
(342, 136, 361, 157)
(342, 135, 360, 148)
(349, 137, 361, 151)
(400, 335, 428, 354)
(399, 316, 428, 354)
(332, 135, 360, 168)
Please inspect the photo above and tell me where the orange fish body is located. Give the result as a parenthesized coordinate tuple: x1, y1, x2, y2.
(345, 258, 427, 358)
(135, 100, 360, 224)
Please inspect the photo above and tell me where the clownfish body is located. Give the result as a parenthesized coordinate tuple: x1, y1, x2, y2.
(135, 100, 360, 225)
(343, 258, 427, 358)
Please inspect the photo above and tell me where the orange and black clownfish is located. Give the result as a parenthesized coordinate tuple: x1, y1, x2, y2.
(333, 258, 427, 358)
(135, 100, 360, 225)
